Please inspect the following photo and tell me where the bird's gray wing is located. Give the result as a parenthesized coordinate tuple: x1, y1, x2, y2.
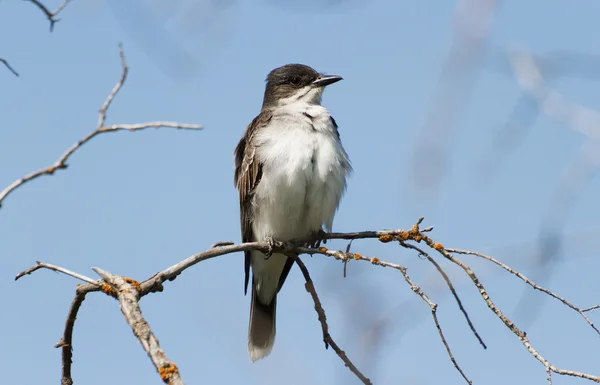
(234, 110, 272, 295)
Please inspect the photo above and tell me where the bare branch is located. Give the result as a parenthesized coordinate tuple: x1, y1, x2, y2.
(93, 268, 184, 385)
(0, 45, 202, 210)
(15, 261, 99, 285)
(17, 242, 372, 384)
(54, 283, 98, 385)
(1, 57, 19, 76)
(415, 237, 600, 383)
(25, 0, 74, 31)
(97, 44, 128, 128)
(302, 240, 473, 383)
(16, 219, 599, 384)
(447, 248, 600, 335)
(289, 255, 372, 385)
(401, 241, 487, 349)
(398, 260, 472, 384)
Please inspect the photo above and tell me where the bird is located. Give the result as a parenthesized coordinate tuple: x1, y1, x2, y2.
(234, 63, 352, 362)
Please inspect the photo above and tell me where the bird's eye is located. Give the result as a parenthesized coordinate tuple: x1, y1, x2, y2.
(290, 76, 301, 85)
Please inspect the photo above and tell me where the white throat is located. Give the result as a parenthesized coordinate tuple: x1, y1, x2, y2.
(277, 86, 324, 106)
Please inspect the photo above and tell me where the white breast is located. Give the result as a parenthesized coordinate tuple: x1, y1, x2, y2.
(251, 103, 349, 241)
(249, 102, 350, 304)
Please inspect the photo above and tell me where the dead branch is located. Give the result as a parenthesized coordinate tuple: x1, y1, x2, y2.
(414, 234, 600, 383)
(93, 267, 184, 385)
(16, 261, 101, 285)
(447, 248, 600, 335)
(0, 44, 202, 210)
(397, 261, 472, 384)
(25, 0, 73, 31)
(401, 241, 487, 349)
(15, 219, 599, 384)
(54, 283, 97, 385)
(289, 254, 373, 385)
(16, 239, 371, 384)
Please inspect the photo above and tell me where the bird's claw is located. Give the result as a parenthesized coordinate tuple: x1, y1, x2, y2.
(308, 229, 328, 249)
(264, 236, 275, 259)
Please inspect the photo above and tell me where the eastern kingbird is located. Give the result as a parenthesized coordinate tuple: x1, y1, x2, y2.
(234, 64, 352, 361)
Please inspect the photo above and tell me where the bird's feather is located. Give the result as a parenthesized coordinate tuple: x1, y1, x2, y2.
(234, 110, 272, 295)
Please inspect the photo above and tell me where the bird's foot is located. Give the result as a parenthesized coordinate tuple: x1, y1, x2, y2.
(308, 229, 328, 249)
(264, 236, 276, 259)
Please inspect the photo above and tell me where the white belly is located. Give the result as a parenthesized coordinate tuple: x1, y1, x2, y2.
(250, 103, 349, 303)
(252, 105, 348, 240)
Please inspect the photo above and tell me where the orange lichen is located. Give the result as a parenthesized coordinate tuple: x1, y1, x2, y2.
(378, 235, 393, 243)
(398, 231, 410, 240)
(370, 257, 380, 265)
(319, 247, 328, 253)
(433, 243, 444, 251)
(414, 235, 422, 242)
(101, 284, 113, 296)
(124, 277, 141, 292)
(353, 253, 362, 260)
(47, 167, 56, 175)
(159, 362, 179, 382)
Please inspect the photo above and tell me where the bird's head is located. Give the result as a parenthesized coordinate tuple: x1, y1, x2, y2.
(262, 64, 342, 108)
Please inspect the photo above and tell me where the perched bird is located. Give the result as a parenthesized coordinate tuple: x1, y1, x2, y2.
(234, 64, 352, 361)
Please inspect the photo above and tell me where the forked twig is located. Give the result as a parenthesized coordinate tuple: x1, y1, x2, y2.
(0, 45, 202, 210)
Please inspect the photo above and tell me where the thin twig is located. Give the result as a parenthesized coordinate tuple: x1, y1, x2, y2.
(401, 241, 487, 349)
(417, 236, 600, 383)
(447, 248, 600, 336)
(1, 57, 19, 76)
(25, 0, 73, 31)
(14, 264, 102, 385)
(397, 263, 472, 384)
(0, 45, 202, 210)
(15, 261, 99, 285)
(297, 244, 472, 383)
(54, 284, 98, 385)
(288, 255, 372, 385)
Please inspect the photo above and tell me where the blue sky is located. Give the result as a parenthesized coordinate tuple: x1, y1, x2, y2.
(1, 1, 599, 384)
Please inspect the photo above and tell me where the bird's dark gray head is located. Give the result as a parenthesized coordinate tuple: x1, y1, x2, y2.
(262, 64, 342, 108)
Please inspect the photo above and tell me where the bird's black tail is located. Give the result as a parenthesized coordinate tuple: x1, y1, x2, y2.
(248, 281, 276, 362)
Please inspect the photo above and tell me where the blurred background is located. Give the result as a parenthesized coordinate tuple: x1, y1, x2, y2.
(1, 1, 599, 384)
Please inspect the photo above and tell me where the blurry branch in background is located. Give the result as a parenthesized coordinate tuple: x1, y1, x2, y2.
(510, 49, 600, 327)
(476, 49, 600, 182)
(15, 219, 600, 385)
(484, 48, 600, 180)
(0, 44, 203, 210)
(479, 48, 600, 330)
(102, 0, 365, 80)
(26, 0, 73, 31)
(410, 0, 500, 195)
(0, 57, 19, 77)
(409, 0, 600, 334)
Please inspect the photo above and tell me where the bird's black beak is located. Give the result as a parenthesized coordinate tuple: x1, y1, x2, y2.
(311, 75, 343, 88)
